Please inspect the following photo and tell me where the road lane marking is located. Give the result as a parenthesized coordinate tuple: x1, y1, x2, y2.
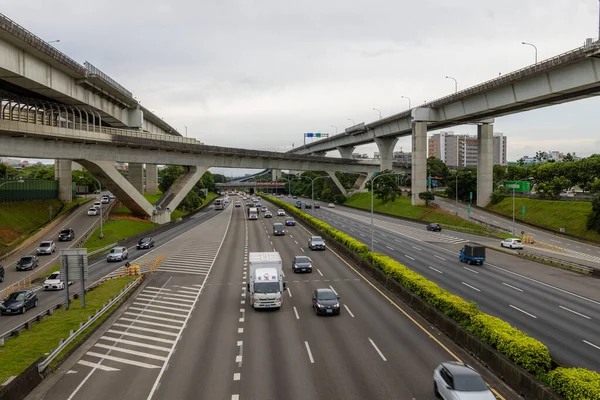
(77, 360, 119, 372)
(232, 395, 239, 400)
(93, 344, 168, 361)
(368, 338, 387, 361)
(559, 305, 591, 320)
(106, 330, 175, 344)
(394, 239, 403, 243)
(99, 336, 170, 352)
(317, 269, 323, 276)
(381, 233, 388, 237)
(463, 267, 479, 274)
(294, 240, 298, 244)
(502, 283, 523, 292)
(509, 305, 537, 319)
(112, 323, 179, 336)
(344, 304, 354, 317)
(386, 246, 395, 251)
(287, 288, 292, 298)
(434, 255, 446, 261)
(329, 285, 338, 295)
(583, 340, 600, 350)
(373, 239, 379, 243)
(233, 373, 241, 381)
(86, 352, 161, 369)
(429, 266, 443, 274)
(235, 355, 242, 363)
(293, 306, 300, 320)
(411, 246, 421, 251)
(238, 328, 243, 333)
(304, 341, 314, 363)
(461, 282, 481, 292)
(118, 318, 182, 330)
(405, 255, 415, 261)
(125, 309, 186, 321)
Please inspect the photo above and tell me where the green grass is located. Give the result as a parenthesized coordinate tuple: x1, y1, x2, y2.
(111, 192, 218, 221)
(83, 219, 155, 252)
(486, 198, 600, 242)
(56, 197, 90, 218)
(344, 193, 489, 232)
(0, 276, 137, 383)
(0, 199, 63, 246)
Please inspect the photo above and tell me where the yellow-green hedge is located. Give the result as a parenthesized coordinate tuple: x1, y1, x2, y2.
(546, 368, 600, 400)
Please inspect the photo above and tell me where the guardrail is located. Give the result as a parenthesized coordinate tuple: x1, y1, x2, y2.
(37, 275, 142, 372)
(468, 216, 513, 234)
(517, 250, 596, 274)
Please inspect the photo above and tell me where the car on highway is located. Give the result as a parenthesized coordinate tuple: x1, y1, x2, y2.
(16, 255, 39, 271)
(137, 237, 155, 250)
(264, 210, 273, 218)
(256, 202, 262, 208)
(36, 240, 56, 255)
(261, 206, 268, 212)
(273, 223, 285, 236)
(500, 238, 523, 249)
(43, 272, 65, 290)
(314, 203, 320, 209)
(58, 228, 75, 241)
(433, 361, 495, 400)
(304, 203, 312, 209)
(93, 201, 102, 210)
(87, 208, 99, 216)
(101, 196, 110, 204)
(235, 201, 241, 207)
(293, 196, 297, 199)
(107, 246, 128, 262)
(312, 288, 340, 315)
(277, 209, 285, 216)
(0, 265, 4, 283)
(1, 289, 38, 315)
(292, 255, 312, 273)
(308, 236, 326, 250)
(427, 223, 442, 232)
(328, 203, 335, 208)
(108, 193, 116, 200)
(285, 218, 296, 226)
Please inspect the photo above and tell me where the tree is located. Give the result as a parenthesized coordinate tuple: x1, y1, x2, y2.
(587, 197, 600, 233)
(445, 168, 477, 202)
(534, 151, 549, 163)
(418, 191, 435, 206)
(516, 158, 525, 167)
(563, 153, 575, 162)
(158, 166, 184, 193)
(369, 170, 400, 202)
(0, 164, 19, 179)
(427, 157, 449, 183)
(493, 165, 507, 188)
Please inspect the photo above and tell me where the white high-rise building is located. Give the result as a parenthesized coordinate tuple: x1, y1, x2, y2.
(428, 131, 508, 167)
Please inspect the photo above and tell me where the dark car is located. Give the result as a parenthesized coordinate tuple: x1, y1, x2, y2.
(0, 265, 4, 283)
(304, 203, 312, 209)
(292, 256, 312, 273)
(16, 255, 39, 271)
(427, 223, 442, 232)
(312, 288, 340, 316)
(58, 228, 75, 241)
(137, 237, 155, 249)
(273, 223, 286, 236)
(264, 210, 273, 218)
(1, 290, 38, 315)
(285, 218, 296, 226)
(308, 236, 326, 250)
(293, 196, 298, 199)
(314, 203, 321, 209)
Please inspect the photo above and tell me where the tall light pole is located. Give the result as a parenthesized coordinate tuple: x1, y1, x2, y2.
(81, 177, 104, 239)
(301, 175, 331, 207)
(445, 76, 458, 93)
(331, 125, 338, 135)
(521, 42, 538, 64)
(455, 170, 472, 216)
(47, 40, 60, 44)
(370, 172, 400, 251)
(401, 96, 411, 110)
(185, 126, 188, 138)
(281, 175, 298, 196)
(348, 118, 355, 126)
(0, 179, 25, 189)
(372, 108, 382, 119)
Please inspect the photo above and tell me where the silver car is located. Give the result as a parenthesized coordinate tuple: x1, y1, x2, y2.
(107, 246, 128, 262)
(433, 361, 496, 400)
(37, 240, 56, 255)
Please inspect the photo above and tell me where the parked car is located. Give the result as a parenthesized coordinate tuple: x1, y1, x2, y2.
(87, 208, 99, 216)
(37, 240, 56, 255)
(433, 361, 496, 400)
(292, 256, 312, 273)
(501, 238, 523, 249)
(273, 223, 286, 236)
(16, 255, 38, 271)
(0, 265, 4, 283)
(312, 288, 340, 316)
(277, 209, 286, 216)
(427, 223, 442, 232)
(328, 203, 335, 208)
(308, 236, 326, 250)
(1, 290, 38, 315)
(314, 203, 321, 209)
(58, 228, 75, 241)
(107, 246, 128, 262)
(137, 237, 155, 250)
(285, 218, 296, 226)
(43, 272, 65, 290)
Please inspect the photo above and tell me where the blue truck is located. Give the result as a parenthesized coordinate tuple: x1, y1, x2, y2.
(459, 244, 486, 265)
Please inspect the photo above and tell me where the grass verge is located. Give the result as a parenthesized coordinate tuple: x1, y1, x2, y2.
(111, 192, 218, 221)
(55, 197, 90, 218)
(0, 276, 137, 383)
(0, 199, 63, 247)
(83, 219, 155, 252)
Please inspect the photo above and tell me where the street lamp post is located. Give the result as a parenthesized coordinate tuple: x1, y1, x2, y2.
(81, 177, 104, 239)
(281, 175, 298, 196)
(372, 108, 382, 119)
(331, 125, 338, 135)
(445, 76, 458, 93)
(401, 96, 411, 110)
(0, 179, 25, 189)
(370, 172, 400, 251)
(47, 40, 60, 44)
(300, 175, 331, 208)
(521, 42, 538, 64)
(348, 118, 355, 126)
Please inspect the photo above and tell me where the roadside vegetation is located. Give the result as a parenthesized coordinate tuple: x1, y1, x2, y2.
(83, 219, 155, 252)
(0, 276, 137, 383)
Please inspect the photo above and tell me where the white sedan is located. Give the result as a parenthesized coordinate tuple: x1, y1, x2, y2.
(500, 238, 523, 249)
(328, 203, 336, 208)
(87, 208, 99, 216)
(277, 209, 286, 216)
(43, 272, 65, 290)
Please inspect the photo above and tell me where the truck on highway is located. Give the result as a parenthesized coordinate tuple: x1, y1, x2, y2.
(214, 199, 224, 210)
(248, 252, 286, 309)
(248, 207, 258, 220)
(459, 244, 486, 265)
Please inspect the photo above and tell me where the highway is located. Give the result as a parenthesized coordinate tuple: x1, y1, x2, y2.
(28, 197, 517, 400)
(282, 196, 600, 372)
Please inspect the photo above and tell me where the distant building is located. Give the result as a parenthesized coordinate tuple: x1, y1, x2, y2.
(392, 151, 412, 164)
(374, 152, 381, 159)
(428, 131, 507, 167)
(493, 133, 507, 166)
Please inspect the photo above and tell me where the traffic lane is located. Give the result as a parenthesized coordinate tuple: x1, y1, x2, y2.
(152, 205, 246, 400)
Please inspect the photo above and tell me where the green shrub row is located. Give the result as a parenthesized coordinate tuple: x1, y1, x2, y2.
(265, 194, 600, 398)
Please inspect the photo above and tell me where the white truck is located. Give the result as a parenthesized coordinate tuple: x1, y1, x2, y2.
(248, 207, 258, 220)
(248, 252, 286, 309)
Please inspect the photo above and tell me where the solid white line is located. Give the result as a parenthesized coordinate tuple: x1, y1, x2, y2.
(583, 340, 600, 350)
(232, 395, 239, 400)
(559, 305, 591, 320)
(106, 330, 175, 344)
(509, 304, 537, 319)
(461, 282, 481, 292)
(233, 373, 241, 381)
(293, 306, 300, 320)
(86, 352, 161, 369)
(77, 359, 119, 371)
(386, 246, 395, 251)
(119, 318, 182, 330)
(304, 341, 314, 363)
(434, 255, 446, 261)
(429, 266, 443, 274)
(368, 338, 387, 361)
(329, 285, 338, 295)
(99, 336, 171, 352)
(93, 343, 168, 361)
(502, 282, 523, 292)
(463, 267, 479, 274)
(405, 255, 415, 261)
(344, 304, 354, 318)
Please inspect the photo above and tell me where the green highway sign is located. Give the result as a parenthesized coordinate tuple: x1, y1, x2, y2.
(504, 181, 531, 192)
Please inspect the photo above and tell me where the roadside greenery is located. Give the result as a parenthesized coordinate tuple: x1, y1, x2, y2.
(265, 194, 599, 398)
(83, 219, 155, 252)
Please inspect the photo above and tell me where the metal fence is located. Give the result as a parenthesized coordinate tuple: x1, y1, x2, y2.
(0, 179, 70, 202)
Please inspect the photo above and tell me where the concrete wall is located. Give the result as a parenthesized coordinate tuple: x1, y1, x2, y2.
(54, 159, 72, 203)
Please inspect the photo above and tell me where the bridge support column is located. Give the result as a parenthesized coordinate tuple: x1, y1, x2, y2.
(411, 121, 427, 205)
(146, 164, 158, 195)
(477, 123, 494, 207)
(325, 171, 347, 197)
(54, 159, 73, 203)
(271, 169, 281, 181)
(337, 146, 355, 159)
(155, 166, 208, 220)
(128, 163, 145, 194)
(351, 174, 369, 193)
(374, 137, 398, 171)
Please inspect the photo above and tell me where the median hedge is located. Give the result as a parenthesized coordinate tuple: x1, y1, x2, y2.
(264, 195, 600, 398)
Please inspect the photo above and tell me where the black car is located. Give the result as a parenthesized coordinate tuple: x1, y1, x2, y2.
(308, 236, 326, 250)
(312, 288, 340, 315)
(285, 218, 296, 226)
(16, 255, 39, 271)
(304, 203, 312, 209)
(314, 203, 321, 209)
(273, 223, 286, 236)
(1, 290, 38, 315)
(137, 237, 155, 249)
(292, 256, 312, 273)
(0, 265, 4, 283)
(426, 223, 442, 232)
(58, 228, 75, 241)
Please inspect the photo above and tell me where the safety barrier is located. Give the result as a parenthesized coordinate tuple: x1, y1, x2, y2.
(517, 250, 595, 274)
(3, 277, 34, 298)
(103, 254, 164, 280)
(531, 240, 566, 253)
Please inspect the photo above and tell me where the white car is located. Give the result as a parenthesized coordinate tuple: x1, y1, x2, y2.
(87, 208, 99, 216)
(277, 209, 286, 216)
(93, 201, 102, 210)
(235, 201, 241, 207)
(433, 362, 496, 400)
(101, 196, 110, 204)
(501, 238, 523, 249)
(328, 203, 335, 208)
(43, 272, 65, 290)
(37, 240, 56, 255)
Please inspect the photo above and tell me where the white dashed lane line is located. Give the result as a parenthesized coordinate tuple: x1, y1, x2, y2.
(559, 305, 591, 320)
(510, 304, 537, 319)
(462, 282, 481, 292)
(405, 255, 415, 261)
(429, 266, 443, 274)
(463, 267, 479, 274)
(305, 341, 315, 363)
(368, 338, 387, 361)
(344, 304, 355, 318)
(434, 255, 446, 261)
(386, 246, 394, 251)
(502, 282, 523, 292)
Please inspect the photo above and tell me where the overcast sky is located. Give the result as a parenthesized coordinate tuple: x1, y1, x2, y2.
(3, 0, 600, 175)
